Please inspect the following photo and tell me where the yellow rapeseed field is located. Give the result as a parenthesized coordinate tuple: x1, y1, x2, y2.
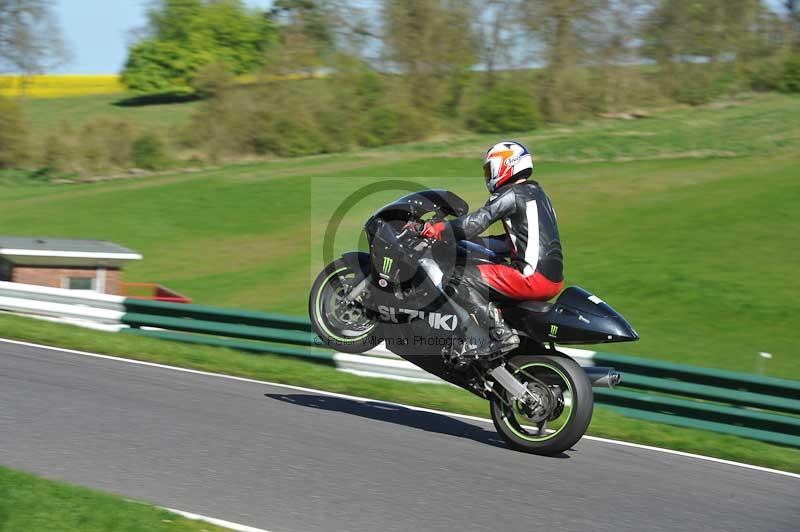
(0, 75, 126, 98)
(0, 72, 324, 99)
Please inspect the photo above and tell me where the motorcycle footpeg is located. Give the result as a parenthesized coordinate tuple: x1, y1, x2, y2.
(443, 346, 477, 371)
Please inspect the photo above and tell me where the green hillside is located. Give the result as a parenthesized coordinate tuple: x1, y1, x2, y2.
(2, 94, 798, 379)
(19, 93, 199, 136)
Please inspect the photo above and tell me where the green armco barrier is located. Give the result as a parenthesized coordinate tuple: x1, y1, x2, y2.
(122, 328, 335, 363)
(593, 351, 800, 400)
(593, 388, 800, 436)
(619, 373, 800, 415)
(123, 298, 313, 332)
(122, 312, 317, 346)
(599, 404, 800, 448)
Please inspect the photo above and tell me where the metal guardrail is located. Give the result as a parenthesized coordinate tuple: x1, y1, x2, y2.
(0, 281, 125, 310)
(0, 281, 125, 326)
(2, 282, 798, 448)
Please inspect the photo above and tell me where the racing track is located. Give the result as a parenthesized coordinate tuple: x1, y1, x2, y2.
(0, 339, 797, 532)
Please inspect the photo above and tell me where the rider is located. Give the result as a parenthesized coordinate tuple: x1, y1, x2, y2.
(420, 141, 564, 358)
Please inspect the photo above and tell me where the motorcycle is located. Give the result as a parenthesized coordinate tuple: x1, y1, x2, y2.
(309, 189, 638, 455)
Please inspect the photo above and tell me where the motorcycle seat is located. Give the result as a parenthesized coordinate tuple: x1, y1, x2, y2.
(504, 300, 553, 314)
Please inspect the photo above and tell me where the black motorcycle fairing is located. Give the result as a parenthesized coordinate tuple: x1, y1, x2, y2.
(556, 286, 626, 319)
(340, 251, 371, 281)
(367, 217, 431, 288)
(376, 307, 481, 394)
(369, 189, 469, 224)
(378, 319, 457, 358)
(503, 286, 639, 345)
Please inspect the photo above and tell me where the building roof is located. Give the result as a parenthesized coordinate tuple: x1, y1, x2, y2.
(0, 236, 142, 266)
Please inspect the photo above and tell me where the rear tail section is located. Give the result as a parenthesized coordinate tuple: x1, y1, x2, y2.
(503, 286, 639, 345)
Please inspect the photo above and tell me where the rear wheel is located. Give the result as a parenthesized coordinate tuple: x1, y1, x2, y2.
(309, 259, 378, 354)
(490, 354, 593, 455)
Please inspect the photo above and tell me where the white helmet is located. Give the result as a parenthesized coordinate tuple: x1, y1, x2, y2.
(483, 141, 533, 193)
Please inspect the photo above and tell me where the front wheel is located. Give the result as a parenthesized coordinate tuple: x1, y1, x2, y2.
(309, 259, 379, 354)
(490, 354, 593, 455)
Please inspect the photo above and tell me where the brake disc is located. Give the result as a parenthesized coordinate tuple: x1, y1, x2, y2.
(515, 381, 553, 423)
(331, 284, 372, 330)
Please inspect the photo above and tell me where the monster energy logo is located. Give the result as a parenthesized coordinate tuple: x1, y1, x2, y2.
(549, 324, 559, 337)
(382, 256, 393, 274)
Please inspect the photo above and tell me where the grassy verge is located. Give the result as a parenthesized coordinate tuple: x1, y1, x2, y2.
(1, 313, 797, 473)
(0, 464, 231, 532)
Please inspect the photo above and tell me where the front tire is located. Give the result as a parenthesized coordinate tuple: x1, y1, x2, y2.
(309, 259, 378, 354)
(490, 354, 593, 455)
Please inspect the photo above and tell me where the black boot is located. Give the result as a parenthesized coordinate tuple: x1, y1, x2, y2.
(452, 303, 519, 360)
(445, 269, 519, 361)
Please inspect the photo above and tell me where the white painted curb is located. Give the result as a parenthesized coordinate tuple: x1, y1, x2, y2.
(330, 343, 599, 383)
(333, 352, 445, 383)
(167, 507, 274, 532)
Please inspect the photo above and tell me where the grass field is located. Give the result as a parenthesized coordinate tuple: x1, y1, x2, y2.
(17, 93, 200, 137)
(2, 93, 798, 379)
(1, 313, 798, 473)
(0, 464, 231, 532)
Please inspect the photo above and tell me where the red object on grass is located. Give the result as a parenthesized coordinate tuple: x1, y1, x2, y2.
(121, 283, 191, 304)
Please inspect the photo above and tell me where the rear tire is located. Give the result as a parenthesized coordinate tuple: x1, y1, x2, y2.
(309, 259, 378, 354)
(490, 354, 593, 455)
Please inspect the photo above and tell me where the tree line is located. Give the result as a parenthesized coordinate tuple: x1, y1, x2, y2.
(121, 0, 800, 114)
(2, 0, 800, 173)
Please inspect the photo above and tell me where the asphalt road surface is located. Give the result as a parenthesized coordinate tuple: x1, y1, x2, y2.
(1, 339, 797, 532)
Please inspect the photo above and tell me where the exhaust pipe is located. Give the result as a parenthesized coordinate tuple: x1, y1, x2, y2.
(583, 366, 621, 389)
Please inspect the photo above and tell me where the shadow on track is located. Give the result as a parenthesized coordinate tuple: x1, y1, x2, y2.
(265, 393, 569, 458)
(265, 393, 508, 448)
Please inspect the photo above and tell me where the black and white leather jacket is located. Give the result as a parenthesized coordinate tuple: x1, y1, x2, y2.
(447, 180, 564, 282)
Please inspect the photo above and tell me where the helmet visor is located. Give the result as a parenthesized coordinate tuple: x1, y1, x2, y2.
(483, 161, 493, 183)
